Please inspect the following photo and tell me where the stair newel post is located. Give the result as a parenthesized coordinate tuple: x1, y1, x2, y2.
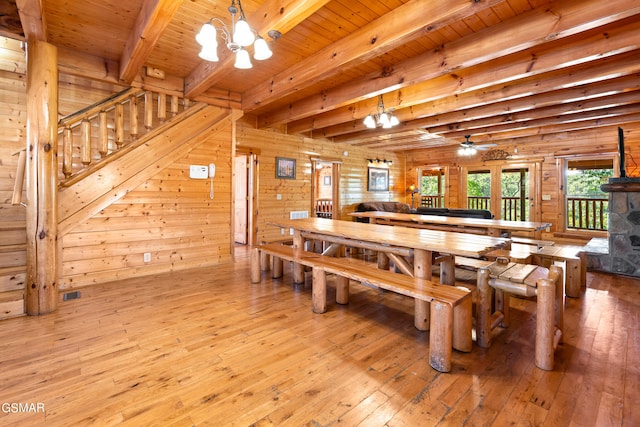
(170, 95, 179, 117)
(62, 126, 73, 178)
(81, 119, 91, 166)
(115, 103, 124, 147)
(144, 91, 153, 130)
(129, 94, 139, 139)
(158, 92, 166, 123)
(25, 40, 59, 315)
(98, 111, 108, 158)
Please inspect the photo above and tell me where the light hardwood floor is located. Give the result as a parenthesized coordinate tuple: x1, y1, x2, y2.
(0, 246, 638, 426)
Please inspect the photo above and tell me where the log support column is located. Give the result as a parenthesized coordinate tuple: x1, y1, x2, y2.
(25, 40, 59, 315)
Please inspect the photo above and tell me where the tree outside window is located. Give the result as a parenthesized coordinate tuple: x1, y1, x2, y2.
(566, 159, 612, 231)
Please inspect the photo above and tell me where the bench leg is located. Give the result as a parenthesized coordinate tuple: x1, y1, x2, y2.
(336, 276, 349, 304)
(250, 247, 261, 283)
(535, 276, 555, 370)
(415, 300, 429, 331)
(476, 267, 492, 348)
(496, 290, 510, 328)
(453, 294, 472, 352)
(272, 256, 283, 278)
(429, 301, 453, 373)
(377, 252, 389, 270)
(552, 264, 565, 343)
(260, 251, 270, 272)
(440, 255, 455, 285)
(312, 267, 327, 314)
(565, 258, 581, 298)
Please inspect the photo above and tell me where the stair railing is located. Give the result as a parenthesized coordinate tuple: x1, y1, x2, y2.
(57, 88, 193, 182)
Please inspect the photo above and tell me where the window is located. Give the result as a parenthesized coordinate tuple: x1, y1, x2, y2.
(565, 159, 612, 231)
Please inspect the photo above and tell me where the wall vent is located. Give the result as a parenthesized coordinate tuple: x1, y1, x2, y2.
(289, 211, 309, 219)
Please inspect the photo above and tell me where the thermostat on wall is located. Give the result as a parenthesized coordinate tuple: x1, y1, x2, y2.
(189, 165, 208, 179)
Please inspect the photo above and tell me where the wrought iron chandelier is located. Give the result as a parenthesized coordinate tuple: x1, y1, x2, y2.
(196, 0, 280, 69)
(363, 95, 400, 129)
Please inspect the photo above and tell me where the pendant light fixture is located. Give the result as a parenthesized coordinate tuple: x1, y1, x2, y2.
(196, 0, 281, 69)
(363, 95, 400, 129)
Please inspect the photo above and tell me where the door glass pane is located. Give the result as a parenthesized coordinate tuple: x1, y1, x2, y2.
(501, 168, 529, 221)
(467, 170, 491, 210)
(420, 168, 445, 207)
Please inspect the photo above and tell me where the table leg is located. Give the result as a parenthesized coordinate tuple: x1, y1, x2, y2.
(413, 249, 432, 331)
(293, 230, 305, 284)
(250, 247, 261, 283)
(476, 267, 492, 348)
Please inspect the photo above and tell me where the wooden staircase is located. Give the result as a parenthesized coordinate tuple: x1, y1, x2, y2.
(0, 221, 27, 319)
(1, 87, 220, 320)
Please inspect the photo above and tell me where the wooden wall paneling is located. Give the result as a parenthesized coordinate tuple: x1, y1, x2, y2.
(236, 124, 405, 243)
(59, 118, 234, 289)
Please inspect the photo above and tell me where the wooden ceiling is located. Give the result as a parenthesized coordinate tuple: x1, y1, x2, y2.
(5, 0, 640, 153)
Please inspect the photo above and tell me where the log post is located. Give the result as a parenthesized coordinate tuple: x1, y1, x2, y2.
(62, 127, 73, 177)
(80, 119, 91, 165)
(115, 103, 124, 147)
(25, 40, 58, 315)
(144, 91, 153, 130)
(11, 149, 26, 205)
(98, 111, 108, 158)
(158, 92, 166, 122)
(535, 276, 556, 371)
(312, 267, 327, 314)
(130, 94, 139, 139)
(413, 249, 431, 331)
(170, 95, 179, 116)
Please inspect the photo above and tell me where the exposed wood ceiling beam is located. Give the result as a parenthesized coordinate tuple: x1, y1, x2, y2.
(323, 49, 640, 145)
(242, 0, 504, 111)
(184, 0, 331, 98)
(281, 0, 640, 134)
(119, 0, 184, 83)
(16, 0, 45, 41)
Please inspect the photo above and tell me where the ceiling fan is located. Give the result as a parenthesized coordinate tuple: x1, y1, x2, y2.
(458, 135, 496, 155)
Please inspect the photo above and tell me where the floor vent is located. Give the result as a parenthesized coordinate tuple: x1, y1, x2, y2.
(63, 291, 81, 301)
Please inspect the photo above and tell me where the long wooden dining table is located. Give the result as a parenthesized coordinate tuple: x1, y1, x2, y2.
(267, 217, 509, 316)
(350, 211, 551, 239)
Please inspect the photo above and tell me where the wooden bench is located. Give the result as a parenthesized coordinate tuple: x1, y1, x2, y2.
(532, 245, 583, 297)
(511, 237, 555, 248)
(476, 262, 564, 370)
(250, 244, 472, 373)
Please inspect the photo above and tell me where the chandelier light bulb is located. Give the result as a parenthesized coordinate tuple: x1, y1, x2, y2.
(389, 115, 399, 126)
(234, 48, 253, 69)
(199, 44, 220, 62)
(196, 23, 216, 46)
(253, 36, 272, 60)
(363, 115, 376, 129)
(233, 19, 255, 47)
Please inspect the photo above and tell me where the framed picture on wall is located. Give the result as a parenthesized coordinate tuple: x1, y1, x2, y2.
(368, 167, 389, 191)
(276, 157, 296, 179)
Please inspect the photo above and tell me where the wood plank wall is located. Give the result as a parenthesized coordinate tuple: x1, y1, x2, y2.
(406, 127, 640, 241)
(0, 38, 27, 318)
(236, 123, 406, 243)
(59, 122, 233, 289)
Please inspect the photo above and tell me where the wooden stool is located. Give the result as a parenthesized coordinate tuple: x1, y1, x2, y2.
(485, 248, 532, 264)
(476, 261, 564, 371)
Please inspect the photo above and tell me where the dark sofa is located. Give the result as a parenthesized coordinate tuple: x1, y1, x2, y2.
(355, 201, 412, 213)
(355, 202, 493, 219)
(414, 207, 494, 219)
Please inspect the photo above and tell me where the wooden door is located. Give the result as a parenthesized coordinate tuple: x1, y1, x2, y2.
(234, 155, 248, 244)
